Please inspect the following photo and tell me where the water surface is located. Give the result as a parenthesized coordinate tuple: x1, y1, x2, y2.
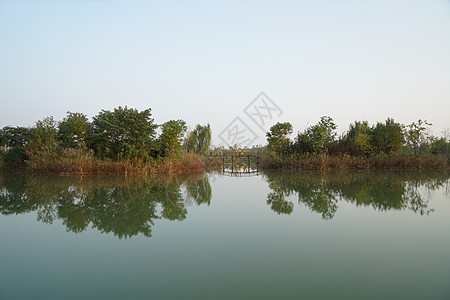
(1, 170, 449, 299)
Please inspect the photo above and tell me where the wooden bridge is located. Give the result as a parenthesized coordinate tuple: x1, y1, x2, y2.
(222, 155, 260, 174)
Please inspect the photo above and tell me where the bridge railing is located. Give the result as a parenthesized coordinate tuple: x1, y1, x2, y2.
(222, 155, 259, 173)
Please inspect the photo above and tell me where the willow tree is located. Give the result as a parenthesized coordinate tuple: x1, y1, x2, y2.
(184, 124, 211, 155)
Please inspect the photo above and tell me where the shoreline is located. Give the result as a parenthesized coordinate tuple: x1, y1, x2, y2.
(2, 153, 448, 175)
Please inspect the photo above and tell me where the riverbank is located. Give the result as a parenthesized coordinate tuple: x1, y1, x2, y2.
(3, 152, 448, 175)
(0, 151, 205, 175)
(258, 153, 448, 170)
(204, 153, 448, 171)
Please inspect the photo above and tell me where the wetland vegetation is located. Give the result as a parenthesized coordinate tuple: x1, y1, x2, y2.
(1, 108, 448, 174)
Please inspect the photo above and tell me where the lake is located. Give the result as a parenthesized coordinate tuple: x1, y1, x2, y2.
(1, 170, 449, 300)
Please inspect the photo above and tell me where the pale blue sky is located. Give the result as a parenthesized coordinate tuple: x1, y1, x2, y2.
(1, 0, 449, 145)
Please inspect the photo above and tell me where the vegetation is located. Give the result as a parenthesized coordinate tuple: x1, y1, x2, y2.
(296, 116, 337, 154)
(0, 106, 211, 174)
(1, 108, 448, 173)
(263, 116, 449, 170)
(184, 124, 212, 155)
(266, 122, 293, 155)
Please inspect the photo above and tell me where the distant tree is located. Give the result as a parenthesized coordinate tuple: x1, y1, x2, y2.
(346, 121, 373, 156)
(404, 119, 432, 154)
(430, 137, 449, 156)
(28, 116, 59, 153)
(58, 112, 91, 149)
(158, 119, 187, 157)
(184, 124, 212, 155)
(0, 126, 31, 164)
(91, 106, 157, 160)
(369, 118, 403, 154)
(296, 116, 337, 154)
(266, 122, 293, 155)
(0, 126, 30, 149)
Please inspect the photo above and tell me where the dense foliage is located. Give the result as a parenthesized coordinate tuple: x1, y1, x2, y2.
(184, 124, 212, 155)
(266, 122, 293, 155)
(265, 116, 449, 161)
(1, 107, 448, 172)
(0, 106, 211, 172)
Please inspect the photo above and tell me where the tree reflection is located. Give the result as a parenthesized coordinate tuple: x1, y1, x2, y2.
(0, 173, 212, 239)
(263, 170, 449, 219)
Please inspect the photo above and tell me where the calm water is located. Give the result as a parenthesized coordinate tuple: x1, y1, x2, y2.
(1, 170, 449, 300)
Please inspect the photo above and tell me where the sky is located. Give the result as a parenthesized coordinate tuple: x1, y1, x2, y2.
(1, 0, 449, 146)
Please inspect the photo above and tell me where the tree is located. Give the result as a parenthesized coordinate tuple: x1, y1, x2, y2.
(27, 116, 60, 155)
(369, 118, 403, 154)
(58, 112, 91, 149)
(91, 106, 157, 160)
(266, 122, 293, 155)
(184, 124, 212, 155)
(296, 116, 337, 154)
(404, 119, 432, 154)
(0, 126, 31, 164)
(346, 121, 373, 156)
(158, 119, 187, 157)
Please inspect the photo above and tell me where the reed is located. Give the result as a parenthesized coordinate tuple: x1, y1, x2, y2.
(19, 148, 205, 175)
(259, 153, 448, 170)
(203, 156, 223, 171)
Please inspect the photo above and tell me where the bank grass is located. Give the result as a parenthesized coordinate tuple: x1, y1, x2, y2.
(154, 153, 204, 173)
(259, 152, 448, 170)
(6, 148, 205, 175)
(203, 156, 224, 171)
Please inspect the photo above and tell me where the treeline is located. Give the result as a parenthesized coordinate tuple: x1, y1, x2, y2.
(0, 106, 211, 174)
(263, 117, 449, 169)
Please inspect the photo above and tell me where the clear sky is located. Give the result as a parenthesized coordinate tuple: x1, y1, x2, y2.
(1, 0, 449, 146)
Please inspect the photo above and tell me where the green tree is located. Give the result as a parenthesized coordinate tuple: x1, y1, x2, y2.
(369, 118, 403, 154)
(347, 121, 373, 156)
(296, 116, 337, 154)
(58, 112, 91, 149)
(0, 126, 31, 165)
(430, 137, 449, 156)
(266, 122, 293, 155)
(185, 124, 212, 155)
(91, 106, 157, 160)
(158, 119, 187, 157)
(404, 119, 432, 154)
(28, 116, 60, 154)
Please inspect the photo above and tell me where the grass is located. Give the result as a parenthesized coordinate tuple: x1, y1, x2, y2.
(2, 148, 448, 174)
(1, 148, 205, 175)
(258, 153, 448, 170)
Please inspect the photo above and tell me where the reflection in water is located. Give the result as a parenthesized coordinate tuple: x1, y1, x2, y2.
(1, 170, 449, 238)
(0, 173, 212, 239)
(263, 170, 450, 219)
